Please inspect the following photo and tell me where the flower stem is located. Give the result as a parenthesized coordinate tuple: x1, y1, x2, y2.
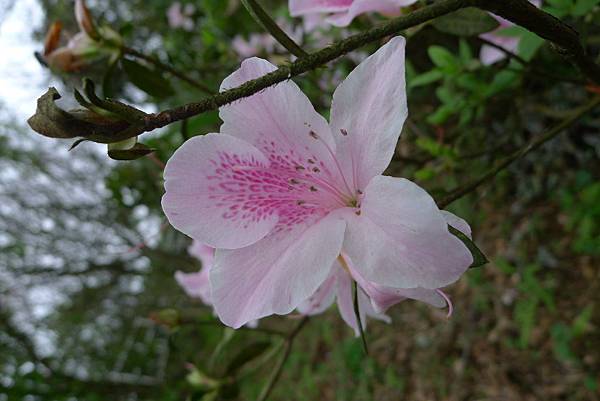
(256, 317, 309, 401)
(353, 281, 369, 356)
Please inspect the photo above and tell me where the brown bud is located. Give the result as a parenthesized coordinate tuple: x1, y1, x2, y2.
(43, 22, 63, 56)
(75, 0, 99, 39)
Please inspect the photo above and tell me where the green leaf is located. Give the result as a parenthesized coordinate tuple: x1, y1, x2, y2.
(121, 58, 175, 98)
(433, 8, 499, 36)
(102, 59, 119, 98)
(427, 46, 459, 71)
(186, 367, 220, 390)
(426, 103, 455, 125)
(573, 0, 600, 16)
(409, 69, 443, 88)
(517, 30, 545, 62)
(225, 341, 272, 376)
(572, 305, 593, 337)
(459, 39, 473, 63)
(448, 225, 488, 268)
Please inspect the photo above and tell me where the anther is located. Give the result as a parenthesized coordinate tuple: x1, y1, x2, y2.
(307, 159, 315, 164)
(340, 128, 348, 136)
(295, 165, 305, 171)
(289, 178, 300, 185)
(312, 167, 320, 173)
(309, 186, 318, 192)
(297, 200, 306, 205)
(357, 189, 363, 195)
(309, 130, 319, 140)
(355, 210, 361, 216)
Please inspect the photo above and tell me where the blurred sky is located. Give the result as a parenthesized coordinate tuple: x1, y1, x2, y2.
(0, 0, 55, 120)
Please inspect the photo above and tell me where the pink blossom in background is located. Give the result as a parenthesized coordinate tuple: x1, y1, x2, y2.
(231, 18, 303, 59)
(176, 241, 260, 328)
(175, 241, 214, 304)
(162, 36, 473, 330)
(479, 0, 541, 65)
(289, 0, 418, 27)
(167, 2, 195, 31)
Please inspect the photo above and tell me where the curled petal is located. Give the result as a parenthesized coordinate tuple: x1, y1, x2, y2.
(347, 258, 446, 313)
(440, 210, 472, 239)
(334, 265, 389, 336)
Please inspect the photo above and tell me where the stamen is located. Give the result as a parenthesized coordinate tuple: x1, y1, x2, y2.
(307, 130, 355, 200)
(312, 167, 320, 173)
(295, 165, 305, 171)
(309, 186, 318, 192)
(289, 178, 300, 185)
(337, 254, 351, 275)
(340, 128, 348, 136)
(357, 189, 363, 195)
(307, 159, 315, 164)
(355, 210, 361, 216)
(435, 289, 453, 318)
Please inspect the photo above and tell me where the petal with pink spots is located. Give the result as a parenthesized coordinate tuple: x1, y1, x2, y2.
(162, 133, 278, 249)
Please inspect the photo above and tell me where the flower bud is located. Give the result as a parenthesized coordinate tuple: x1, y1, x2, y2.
(75, 0, 99, 39)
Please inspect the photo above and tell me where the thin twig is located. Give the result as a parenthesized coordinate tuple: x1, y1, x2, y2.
(178, 318, 287, 337)
(122, 46, 213, 94)
(474, 0, 600, 83)
(437, 96, 600, 208)
(256, 317, 309, 401)
(241, 0, 308, 58)
(478, 37, 584, 84)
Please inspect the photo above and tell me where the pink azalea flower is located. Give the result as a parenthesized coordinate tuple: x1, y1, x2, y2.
(289, 0, 418, 27)
(175, 241, 214, 304)
(479, 0, 541, 65)
(231, 18, 303, 59)
(162, 36, 473, 329)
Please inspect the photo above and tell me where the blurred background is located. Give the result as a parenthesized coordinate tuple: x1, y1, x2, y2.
(0, 0, 599, 400)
